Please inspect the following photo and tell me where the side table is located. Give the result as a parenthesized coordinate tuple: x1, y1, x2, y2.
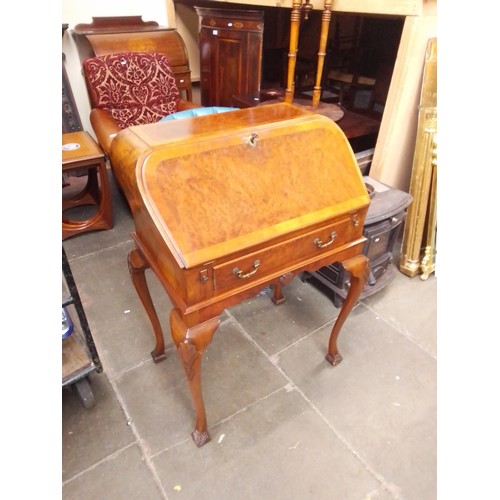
(62, 131, 113, 240)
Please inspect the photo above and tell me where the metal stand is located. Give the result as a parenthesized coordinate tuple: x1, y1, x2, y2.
(62, 247, 102, 408)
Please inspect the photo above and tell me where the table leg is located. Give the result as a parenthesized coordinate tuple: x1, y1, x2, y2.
(272, 280, 286, 305)
(271, 272, 294, 305)
(128, 248, 166, 362)
(95, 160, 113, 229)
(170, 308, 221, 447)
(326, 254, 370, 366)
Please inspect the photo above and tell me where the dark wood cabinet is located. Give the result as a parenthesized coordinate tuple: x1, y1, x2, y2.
(195, 7, 264, 107)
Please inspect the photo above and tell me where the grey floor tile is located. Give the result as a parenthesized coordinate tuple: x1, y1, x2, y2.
(230, 277, 339, 356)
(153, 387, 387, 500)
(62, 444, 164, 500)
(62, 373, 135, 481)
(277, 305, 436, 500)
(115, 317, 288, 453)
(362, 266, 437, 357)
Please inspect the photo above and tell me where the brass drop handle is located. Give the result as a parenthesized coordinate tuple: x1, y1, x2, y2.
(314, 231, 337, 248)
(233, 259, 261, 279)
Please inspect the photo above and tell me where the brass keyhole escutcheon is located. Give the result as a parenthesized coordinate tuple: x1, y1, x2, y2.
(244, 132, 259, 147)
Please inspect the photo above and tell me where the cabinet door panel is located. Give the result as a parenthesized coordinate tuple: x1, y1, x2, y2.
(196, 7, 264, 107)
(215, 34, 245, 106)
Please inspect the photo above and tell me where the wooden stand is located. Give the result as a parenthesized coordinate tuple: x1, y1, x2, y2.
(62, 247, 102, 408)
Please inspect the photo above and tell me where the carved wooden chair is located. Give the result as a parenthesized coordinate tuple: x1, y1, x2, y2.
(82, 51, 202, 157)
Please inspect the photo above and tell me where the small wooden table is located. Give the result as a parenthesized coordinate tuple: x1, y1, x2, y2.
(62, 131, 113, 240)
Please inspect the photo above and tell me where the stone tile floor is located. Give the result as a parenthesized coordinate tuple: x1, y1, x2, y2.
(62, 173, 436, 500)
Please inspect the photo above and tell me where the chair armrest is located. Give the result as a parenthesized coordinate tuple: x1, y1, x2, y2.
(89, 108, 121, 155)
(90, 103, 202, 155)
(178, 100, 204, 111)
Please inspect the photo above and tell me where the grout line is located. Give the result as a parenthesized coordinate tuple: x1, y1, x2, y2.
(107, 372, 172, 500)
(150, 384, 290, 459)
(147, 311, 319, 458)
(240, 301, 367, 363)
(224, 309, 402, 499)
(62, 440, 137, 486)
(63, 370, 172, 500)
(268, 302, 363, 360)
(65, 239, 133, 264)
(64, 290, 427, 498)
(111, 345, 175, 382)
(112, 356, 154, 381)
(360, 301, 437, 360)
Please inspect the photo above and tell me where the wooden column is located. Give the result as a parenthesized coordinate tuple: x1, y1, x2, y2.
(285, 0, 303, 103)
(311, 0, 332, 109)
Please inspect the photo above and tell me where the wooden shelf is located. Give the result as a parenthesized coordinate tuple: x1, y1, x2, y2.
(62, 326, 94, 386)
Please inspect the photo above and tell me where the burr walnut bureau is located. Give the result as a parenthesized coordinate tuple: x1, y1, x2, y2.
(108, 102, 371, 446)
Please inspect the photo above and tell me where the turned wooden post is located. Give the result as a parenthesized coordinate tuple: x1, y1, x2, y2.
(285, 0, 303, 103)
(311, 0, 332, 109)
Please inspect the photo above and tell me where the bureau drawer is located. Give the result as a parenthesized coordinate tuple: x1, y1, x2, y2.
(213, 216, 361, 292)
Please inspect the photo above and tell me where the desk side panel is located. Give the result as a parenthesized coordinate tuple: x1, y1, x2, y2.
(110, 127, 224, 307)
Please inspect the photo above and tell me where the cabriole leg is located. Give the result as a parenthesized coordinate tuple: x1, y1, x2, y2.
(170, 309, 221, 447)
(128, 248, 166, 362)
(326, 254, 370, 366)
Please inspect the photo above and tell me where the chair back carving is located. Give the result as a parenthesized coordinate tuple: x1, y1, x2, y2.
(83, 52, 180, 129)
